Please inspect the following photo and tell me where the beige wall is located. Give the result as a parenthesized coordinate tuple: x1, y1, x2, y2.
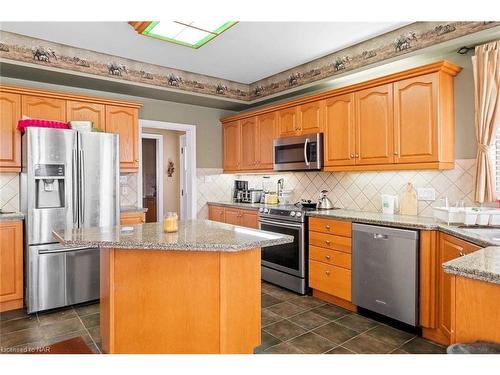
(0, 76, 234, 168)
(143, 128, 183, 215)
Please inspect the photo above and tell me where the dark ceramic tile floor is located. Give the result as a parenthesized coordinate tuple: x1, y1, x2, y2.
(0, 282, 447, 354)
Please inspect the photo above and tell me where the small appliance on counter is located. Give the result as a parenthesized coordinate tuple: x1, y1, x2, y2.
(232, 180, 248, 202)
(240, 189, 263, 204)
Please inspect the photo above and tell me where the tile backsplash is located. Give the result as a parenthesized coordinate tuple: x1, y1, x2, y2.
(196, 159, 477, 219)
(0, 173, 20, 212)
(0, 159, 478, 219)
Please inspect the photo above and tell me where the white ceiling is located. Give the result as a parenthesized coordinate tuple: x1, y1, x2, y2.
(0, 21, 409, 83)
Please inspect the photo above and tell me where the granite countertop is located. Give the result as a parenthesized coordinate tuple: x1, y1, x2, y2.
(53, 219, 294, 252)
(443, 247, 500, 284)
(0, 212, 24, 221)
(120, 206, 148, 213)
(208, 201, 500, 248)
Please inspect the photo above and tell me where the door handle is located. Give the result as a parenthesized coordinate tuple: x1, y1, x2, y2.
(373, 233, 388, 240)
(72, 149, 78, 224)
(79, 149, 85, 225)
(304, 138, 310, 166)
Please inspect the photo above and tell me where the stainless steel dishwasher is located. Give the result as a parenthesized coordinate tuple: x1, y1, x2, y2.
(352, 223, 419, 326)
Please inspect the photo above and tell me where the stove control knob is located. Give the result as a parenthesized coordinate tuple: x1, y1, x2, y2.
(290, 211, 296, 217)
(259, 208, 264, 213)
(264, 208, 269, 214)
(296, 212, 302, 218)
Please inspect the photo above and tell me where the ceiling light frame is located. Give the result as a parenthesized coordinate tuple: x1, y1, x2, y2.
(130, 21, 237, 49)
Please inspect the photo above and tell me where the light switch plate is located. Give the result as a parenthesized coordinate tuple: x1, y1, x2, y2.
(417, 187, 436, 201)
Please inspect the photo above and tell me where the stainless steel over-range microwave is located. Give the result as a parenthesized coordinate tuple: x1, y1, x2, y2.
(273, 133, 323, 171)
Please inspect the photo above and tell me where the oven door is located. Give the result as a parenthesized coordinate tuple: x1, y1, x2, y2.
(273, 133, 323, 171)
(259, 218, 305, 278)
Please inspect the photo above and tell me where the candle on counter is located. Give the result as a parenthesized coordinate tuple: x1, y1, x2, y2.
(163, 212, 179, 233)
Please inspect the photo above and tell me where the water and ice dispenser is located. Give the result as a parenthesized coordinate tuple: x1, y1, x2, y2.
(34, 164, 65, 209)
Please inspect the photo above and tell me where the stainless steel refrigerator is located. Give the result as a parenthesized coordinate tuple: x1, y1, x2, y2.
(21, 127, 119, 313)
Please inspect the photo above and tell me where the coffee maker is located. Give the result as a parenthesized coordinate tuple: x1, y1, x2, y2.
(233, 180, 248, 202)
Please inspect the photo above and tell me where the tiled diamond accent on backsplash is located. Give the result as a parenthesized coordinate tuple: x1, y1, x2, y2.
(120, 173, 138, 207)
(0, 173, 20, 212)
(196, 159, 477, 219)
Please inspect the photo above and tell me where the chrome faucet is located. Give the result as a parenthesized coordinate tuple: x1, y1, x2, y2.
(277, 178, 284, 199)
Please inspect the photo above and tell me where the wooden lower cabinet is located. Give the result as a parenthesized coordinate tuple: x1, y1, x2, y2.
(308, 217, 356, 311)
(0, 220, 23, 312)
(420, 231, 480, 345)
(120, 211, 145, 225)
(208, 205, 258, 229)
(208, 205, 225, 223)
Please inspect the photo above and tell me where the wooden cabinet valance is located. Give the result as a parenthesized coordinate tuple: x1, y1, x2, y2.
(0, 85, 142, 173)
(221, 61, 461, 173)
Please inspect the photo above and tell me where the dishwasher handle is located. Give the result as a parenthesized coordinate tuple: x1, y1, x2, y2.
(373, 233, 388, 240)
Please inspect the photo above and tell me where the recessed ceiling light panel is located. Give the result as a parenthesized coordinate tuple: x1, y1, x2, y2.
(131, 21, 237, 49)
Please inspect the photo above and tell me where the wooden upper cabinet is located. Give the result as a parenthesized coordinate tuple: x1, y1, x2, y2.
(298, 101, 323, 134)
(106, 105, 139, 172)
(240, 117, 258, 170)
(256, 112, 276, 170)
(0, 92, 21, 172)
(324, 94, 356, 167)
(223, 120, 241, 171)
(277, 107, 298, 137)
(0, 220, 23, 312)
(355, 84, 394, 165)
(22, 95, 66, 121)
(66, 101, 106, 130)
(394, 73, 438, 164)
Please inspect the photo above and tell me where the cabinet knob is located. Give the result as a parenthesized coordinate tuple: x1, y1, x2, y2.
(350, 154, 354, 158)
(325, 225, 331, 230)
(459, 251, 465, 257)
(325, 270, 331, 276)
(325, 240, 331, 246)
(394, 151, 399, 156)
(135, 159, 139, 162)
(355, 154, 359, 158)
(325, 255, 331, 260)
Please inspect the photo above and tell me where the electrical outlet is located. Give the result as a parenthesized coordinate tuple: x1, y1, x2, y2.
(417, 187, 436, 201)
(119, 176, 128, 186)
(121, 186, 128, 196)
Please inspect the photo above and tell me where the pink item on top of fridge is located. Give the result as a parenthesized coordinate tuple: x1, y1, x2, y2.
(17, 118, 70, 133)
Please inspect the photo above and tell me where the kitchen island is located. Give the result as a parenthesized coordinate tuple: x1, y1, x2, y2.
(54, 220, 293, 354)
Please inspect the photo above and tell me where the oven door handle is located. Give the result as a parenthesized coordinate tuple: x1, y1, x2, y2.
(259, 219, 303, 229)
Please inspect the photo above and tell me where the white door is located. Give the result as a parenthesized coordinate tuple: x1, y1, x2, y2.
(179, 134, 189, 220)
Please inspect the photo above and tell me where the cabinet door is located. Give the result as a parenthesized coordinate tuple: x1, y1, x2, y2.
(437, 234, 480, 341)
(120, 212, 145, 224)
(256, 112, 276, 170)
(22, 95, 66, 121)
(208, 205, 225, 223)
(106, 105, 139, 172)
(224, 208, 240, 226)
(298, 101, 323, 134)
(277, 107, 298, 137)
(394, 74, 438, 164)
(355, 84, 394, 165)
(324, 94, 356, 167)
(240, 210, 259, 229)
(0, 221, 23, 311)
(0, 92, 21, 172)
(223, 121, 241, 171)
(66, 101, 106, 131)
(240, 117, 258, 170)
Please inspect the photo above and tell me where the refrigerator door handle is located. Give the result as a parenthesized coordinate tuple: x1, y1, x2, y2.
(72, 149, 78, 224)
(79, 149, 85, 225)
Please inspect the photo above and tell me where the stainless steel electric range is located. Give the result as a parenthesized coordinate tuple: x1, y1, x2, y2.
(258, 205, 310, 294)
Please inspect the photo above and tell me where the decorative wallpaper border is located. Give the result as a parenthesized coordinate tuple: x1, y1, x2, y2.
(1, 22, 498, 102)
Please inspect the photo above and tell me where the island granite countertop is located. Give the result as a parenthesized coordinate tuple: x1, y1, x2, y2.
(443, 246, 500, 284)
(53, 219, 293, 252)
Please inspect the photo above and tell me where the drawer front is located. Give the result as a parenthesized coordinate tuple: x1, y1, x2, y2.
(309, 217, 351, 237)
(309, 260, 351, 301)
(309, 231, 351, 253)
(309, 246, 351, 269)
